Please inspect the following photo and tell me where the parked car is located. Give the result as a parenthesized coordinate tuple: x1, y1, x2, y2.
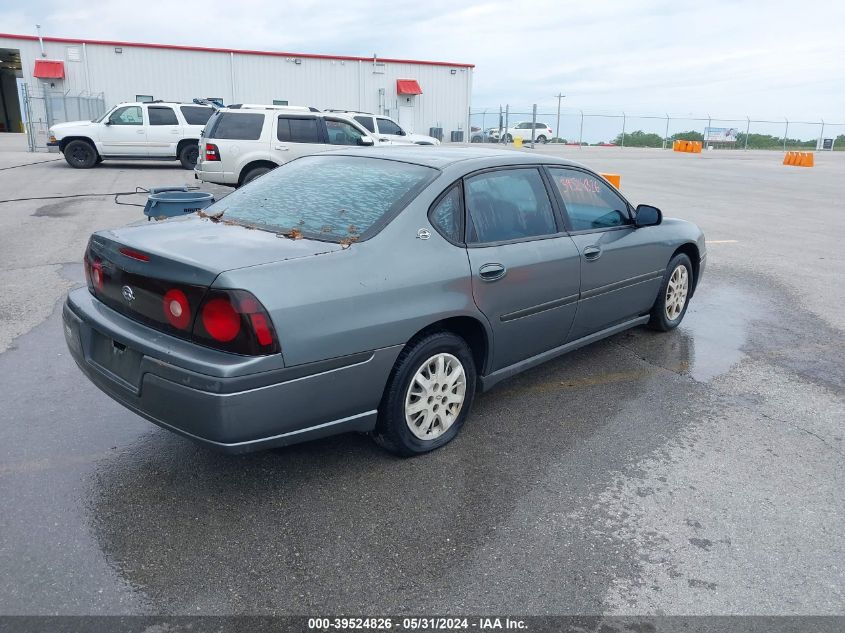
(64, 147, 705, 456)
(331, 111, 441, 145)
(194, 106, 376, 187)
(490, 121, 555, 144)
(48, 101, 215, 169)
(471, 127, 499, 143)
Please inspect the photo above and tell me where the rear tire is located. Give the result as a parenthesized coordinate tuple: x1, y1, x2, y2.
(373, 331, 476, 456)
(504, 134, 513, 143)
(648, 253, 693, 331)
(179, 143, 199, 170)
(536, 135, 547, 144)
(63, 140, 98, 169)
(241, 165, 272, 185)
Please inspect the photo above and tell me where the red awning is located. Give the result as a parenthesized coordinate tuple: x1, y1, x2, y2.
(33, 60, 65, 79)
(396, 79, 422, 95)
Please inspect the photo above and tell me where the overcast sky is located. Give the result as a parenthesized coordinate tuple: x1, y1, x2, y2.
(2, 0, 843, 120)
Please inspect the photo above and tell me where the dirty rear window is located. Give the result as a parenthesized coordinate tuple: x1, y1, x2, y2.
(211, 155, 437, 241)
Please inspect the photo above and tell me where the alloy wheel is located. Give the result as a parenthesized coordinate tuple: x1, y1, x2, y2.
(404, 353, 467, 440)
(665, 264, 689, 321)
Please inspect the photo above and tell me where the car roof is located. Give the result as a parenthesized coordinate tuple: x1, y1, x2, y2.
(321, 146, 584, 170)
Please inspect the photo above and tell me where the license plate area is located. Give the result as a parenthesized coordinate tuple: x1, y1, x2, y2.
(88, 331, 143, 391)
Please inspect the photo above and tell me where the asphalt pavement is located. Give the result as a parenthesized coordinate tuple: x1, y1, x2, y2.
(0, 134, 842, 616)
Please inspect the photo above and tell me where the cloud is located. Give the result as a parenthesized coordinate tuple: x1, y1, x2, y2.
(2, 0, 843, 119)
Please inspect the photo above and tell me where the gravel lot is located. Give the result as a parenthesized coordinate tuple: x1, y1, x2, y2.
(0, 133, 842, 616)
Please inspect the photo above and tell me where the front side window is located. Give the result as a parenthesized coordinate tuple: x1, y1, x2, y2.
(376, 118, 403, 135)
(180, 106, 213, 125)
(429, 184, 463, 244)
(207, 112, 264, 140)
(325, 119, 365, 145)
(516, 122, 531, 130)
(354, 115, 375, 132)
(148, 106, 178, 125)
(548, 167, 630, 231)
(277, 117, 321, 143)
(464, 168, 557, 243)
(208, 156, 437, 242)
(108, 106, 142, 125)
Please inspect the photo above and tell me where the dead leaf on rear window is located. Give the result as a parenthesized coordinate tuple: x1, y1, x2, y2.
(340, 236, 359, 249)
(320, 225, 333, 233)
(348, 225, 359, 234)
(280, 228, 303, 240)
(197, 209, 224, 222)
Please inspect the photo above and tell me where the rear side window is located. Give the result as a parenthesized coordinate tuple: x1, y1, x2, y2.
(465, 168, 557, 243)
(148, 106, 178, 125)
(208, 155, 437, 242)
(277, 117, 321, 143)
(208, 112, 264, 140)
(354, 116, 375, 132)
(429, 184, 464, 244)
(180, 106, 213, 125)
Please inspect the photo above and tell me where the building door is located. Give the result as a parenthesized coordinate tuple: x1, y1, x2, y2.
(397, 104, 414, 133)
(0, 48, 23, 133)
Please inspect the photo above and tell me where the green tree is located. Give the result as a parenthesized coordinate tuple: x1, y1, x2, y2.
(612, 130, 664, 147)
(670, 130, 704, 142)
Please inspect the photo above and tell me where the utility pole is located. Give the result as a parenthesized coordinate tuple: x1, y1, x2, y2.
(554, 93, 565, 143)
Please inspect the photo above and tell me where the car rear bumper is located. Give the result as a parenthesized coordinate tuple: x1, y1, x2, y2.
(194, 165, 237, 186)
(63, 288, 400, 453)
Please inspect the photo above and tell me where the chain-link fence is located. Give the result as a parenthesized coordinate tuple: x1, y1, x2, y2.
(21, 84, 106, 151)
(469, 106, 845, 151)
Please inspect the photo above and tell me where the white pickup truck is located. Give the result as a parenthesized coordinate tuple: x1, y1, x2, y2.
(48, 101, 215, 169)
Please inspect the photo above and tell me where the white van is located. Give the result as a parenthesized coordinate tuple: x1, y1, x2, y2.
(194, 106, 376, 187)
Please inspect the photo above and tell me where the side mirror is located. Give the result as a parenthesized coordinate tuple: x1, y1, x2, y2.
(104, 120, 112, 126)
(358, 136, 375, 146)
(634, 204, 662, 227)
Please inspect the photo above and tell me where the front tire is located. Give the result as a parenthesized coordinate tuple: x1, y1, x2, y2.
(179, 143, 199, 170)
(648, 253, 693, 331)
(373, 331, 477, 456)
(63, 140, 98, 168)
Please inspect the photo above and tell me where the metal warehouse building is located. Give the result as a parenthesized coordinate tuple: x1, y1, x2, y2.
(0, 32, 474, 147)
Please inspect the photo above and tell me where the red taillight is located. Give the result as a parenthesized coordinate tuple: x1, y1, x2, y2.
(87, 259, 104, 292)
(162, 288, 192, 330)
(205, 143, 220, 161)
(119, 247, 150, 262)
(192, 290, 279, 355)
(201, 298, 241, 342)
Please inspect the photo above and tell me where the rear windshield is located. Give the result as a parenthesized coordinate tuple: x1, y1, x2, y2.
(207, 112, 264, 140)
(207, 155, 437, 241)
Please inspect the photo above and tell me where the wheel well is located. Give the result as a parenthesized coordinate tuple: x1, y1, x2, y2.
(177, 139, 198, 154)
(411, 316, 490, 375)
(672, 243, 700, 295)
(59, 136, 96, 153)
(238, 160, 278, 186)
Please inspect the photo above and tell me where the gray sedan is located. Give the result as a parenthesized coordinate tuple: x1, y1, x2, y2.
(63, 147, 705, 456)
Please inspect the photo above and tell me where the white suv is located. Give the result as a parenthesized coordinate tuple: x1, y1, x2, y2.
(48, 101, 215, 169)
(491, 121, 554, 144)
(336, 112, 441, 145)
(195, 106, 376, 187)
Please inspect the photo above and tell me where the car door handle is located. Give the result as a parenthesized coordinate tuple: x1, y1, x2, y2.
(379, 138, 390, 142)
(136, 129, 145, 134)
(583, 245, 602, 261)
(274, 145, 289, 151)
(479, 263, 507, 281)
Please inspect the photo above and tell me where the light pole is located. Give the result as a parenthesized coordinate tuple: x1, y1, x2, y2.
(554, 93, 565, 143)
